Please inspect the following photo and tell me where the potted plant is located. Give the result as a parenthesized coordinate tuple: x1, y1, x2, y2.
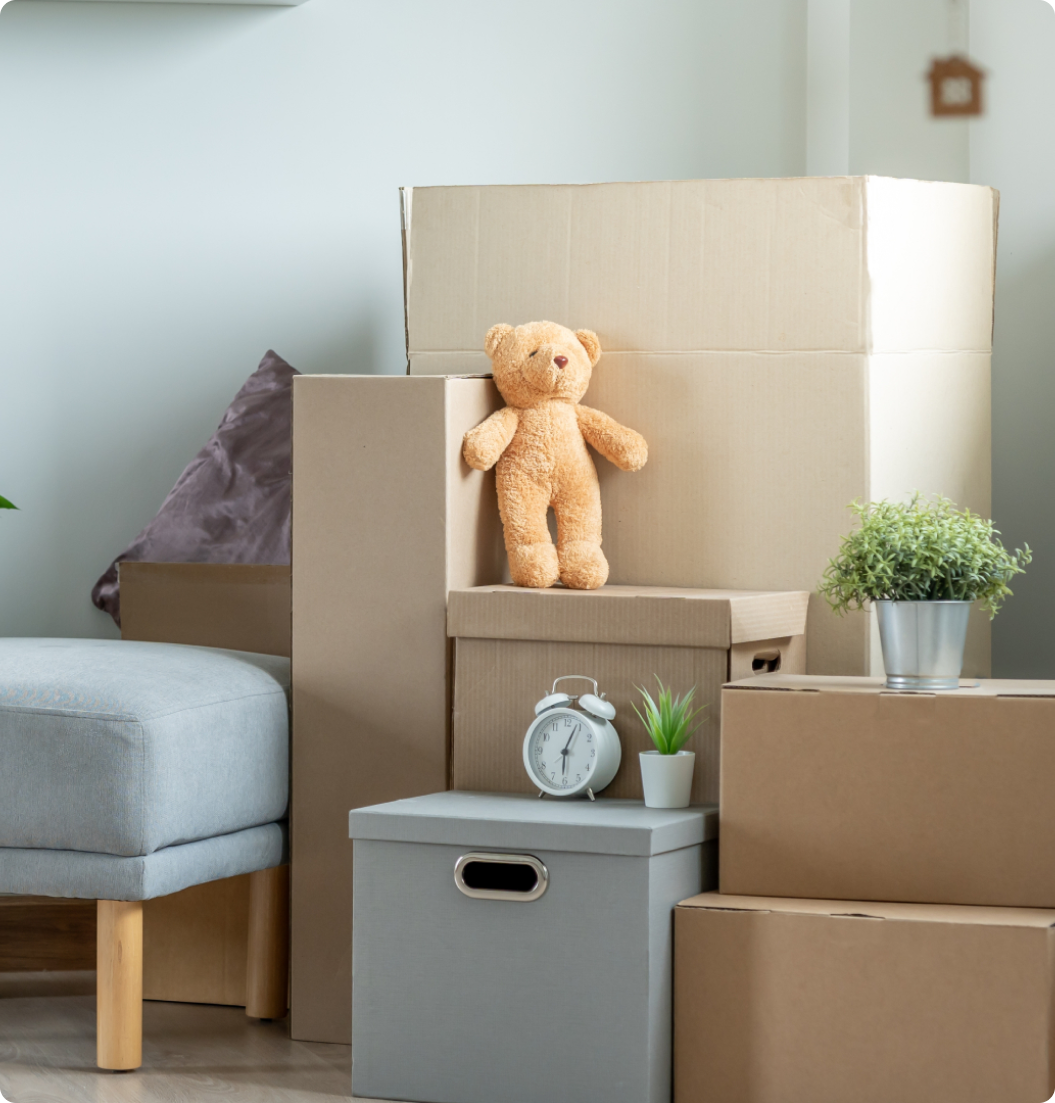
(0, 495, 15, 510)
(633, 678, 706, 809)
(820, 494, 1031, 690)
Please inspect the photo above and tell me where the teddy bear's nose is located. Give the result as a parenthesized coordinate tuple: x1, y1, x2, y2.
(554, 356, 568, 368)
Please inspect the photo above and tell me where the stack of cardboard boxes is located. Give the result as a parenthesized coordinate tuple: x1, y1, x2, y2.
(676, 675, 1055, 1101)
(291, 176, 997, 1045)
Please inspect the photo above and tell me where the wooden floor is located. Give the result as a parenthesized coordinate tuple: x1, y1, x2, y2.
(0, 971, 387, 1103)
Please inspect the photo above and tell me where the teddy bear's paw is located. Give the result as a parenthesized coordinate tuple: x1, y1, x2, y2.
(558, 542, 609, 590)
(509, 542, 560, 588)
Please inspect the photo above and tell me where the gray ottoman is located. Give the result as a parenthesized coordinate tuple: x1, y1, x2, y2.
(0, 638, 292, 1071)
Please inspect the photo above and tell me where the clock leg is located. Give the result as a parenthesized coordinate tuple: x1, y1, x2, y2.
(587, 788, 595, 802)
(538, 790, 546, 799)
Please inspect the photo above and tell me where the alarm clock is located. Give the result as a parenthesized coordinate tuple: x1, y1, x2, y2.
(523, 676, 622, 800)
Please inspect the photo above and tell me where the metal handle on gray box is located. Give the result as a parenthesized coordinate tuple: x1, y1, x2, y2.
(454, 852, 549, 902)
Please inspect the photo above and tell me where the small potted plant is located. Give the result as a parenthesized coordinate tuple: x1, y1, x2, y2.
(0, 495, 15, 510)
(820, 494, 1031, 690)
(633, 678, 706, 809)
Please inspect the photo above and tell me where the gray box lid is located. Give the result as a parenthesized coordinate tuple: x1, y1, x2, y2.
(348, 791, 717, 857)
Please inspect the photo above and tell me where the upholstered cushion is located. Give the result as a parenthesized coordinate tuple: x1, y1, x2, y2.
(0, 639, 289, 858)
(0, 822, 288, 902)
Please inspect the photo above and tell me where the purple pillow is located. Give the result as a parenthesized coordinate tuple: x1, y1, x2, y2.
(93, 350, 299, 627)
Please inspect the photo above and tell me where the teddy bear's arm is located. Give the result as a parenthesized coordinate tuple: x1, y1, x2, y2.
(462, 406, 520, 472)
(576, 406, 648, 472)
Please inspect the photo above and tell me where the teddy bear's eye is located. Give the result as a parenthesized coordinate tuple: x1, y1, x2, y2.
(529, 350, 538, 357)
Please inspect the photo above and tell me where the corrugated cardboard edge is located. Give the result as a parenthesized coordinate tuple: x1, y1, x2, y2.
(401, 186, 413, 373)
(727, 590, 809, 644)
(676, 892, 1055, 928)
(447, 586, 810, 648)
(860, 177, 874, 354)
(724, 673, 1055, 698)
(991, 188, 1001, 347)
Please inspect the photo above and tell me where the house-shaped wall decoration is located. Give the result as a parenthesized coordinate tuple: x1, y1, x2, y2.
(928, 55, 985, 117)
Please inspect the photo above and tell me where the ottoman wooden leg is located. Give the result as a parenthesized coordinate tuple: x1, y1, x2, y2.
(97, 900, 143, 1071)
(245, 865, 289, 1020)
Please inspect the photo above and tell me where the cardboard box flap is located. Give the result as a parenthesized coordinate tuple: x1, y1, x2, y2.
(403, 177, 996, 363)
(349, 791, 718, 856)
(447, 585, 809, 647)
(677, 893, 1055, 928)
(726, 673, 1055, 698)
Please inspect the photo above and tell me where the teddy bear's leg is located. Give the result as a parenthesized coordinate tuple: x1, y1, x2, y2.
(497, 472, 559, 589)
(553, 479, 608, 590)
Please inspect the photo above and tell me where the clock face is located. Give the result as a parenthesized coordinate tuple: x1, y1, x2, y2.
(527, 709, 597, 793)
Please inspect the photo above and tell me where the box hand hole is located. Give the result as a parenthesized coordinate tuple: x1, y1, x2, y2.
(454, 853, 549, 902)
(752, 650, 781, 674)
(463, 861, 536, 893)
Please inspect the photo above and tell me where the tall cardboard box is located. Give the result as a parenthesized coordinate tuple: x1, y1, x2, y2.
(720, 674, 1055, 908)
(675, 893, 1055, 1103)
(291, 375, 504, 1043)
(449, 584, 808, 803)
(403, 177, 995, 678)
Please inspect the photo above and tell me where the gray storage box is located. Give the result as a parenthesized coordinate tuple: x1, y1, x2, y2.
(349, 791, 718, 1103)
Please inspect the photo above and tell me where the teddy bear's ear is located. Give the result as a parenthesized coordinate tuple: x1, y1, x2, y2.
(575, 329, 602, 367)
(484, 324, 514, 360)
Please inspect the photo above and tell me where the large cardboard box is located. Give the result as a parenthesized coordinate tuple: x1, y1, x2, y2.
(403, 177, 996, 678)
(449, 584, 808, 803)
(121, 564, 290, 1007)
(721, 675, 1055, 908)
(675, 892, 1055, 1103)
(290, 375, 504, 1043)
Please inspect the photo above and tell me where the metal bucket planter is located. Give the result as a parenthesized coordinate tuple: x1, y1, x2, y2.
(875, 600, 972, 691)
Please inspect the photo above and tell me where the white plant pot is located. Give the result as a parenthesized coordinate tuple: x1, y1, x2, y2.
(639, 750, 695, 809)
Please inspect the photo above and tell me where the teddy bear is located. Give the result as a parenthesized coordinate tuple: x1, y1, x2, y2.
(462, 320, 648, 590)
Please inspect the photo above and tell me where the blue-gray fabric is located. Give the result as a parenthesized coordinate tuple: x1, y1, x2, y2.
(0, 639, 290, 858)
(0, 822, 288, 901)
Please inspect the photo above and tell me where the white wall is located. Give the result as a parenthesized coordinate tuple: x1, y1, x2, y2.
(849, 0, 969, 182)
(843, 0, 1055, 677)
(0, 0, 807, 639)
(806, 0, 969, 181)
(971, 0, 1055, 676)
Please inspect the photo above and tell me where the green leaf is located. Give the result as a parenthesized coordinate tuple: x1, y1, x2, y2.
(818, 494, 1030, 619)
(0, 495, 17, 510)
(634, 676, 707, 755)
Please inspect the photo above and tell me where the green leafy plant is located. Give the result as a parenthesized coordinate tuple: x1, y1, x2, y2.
(820, 494, 1031, 619)
(633, 677, 707, 755)
(0, 495, 16, 510)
